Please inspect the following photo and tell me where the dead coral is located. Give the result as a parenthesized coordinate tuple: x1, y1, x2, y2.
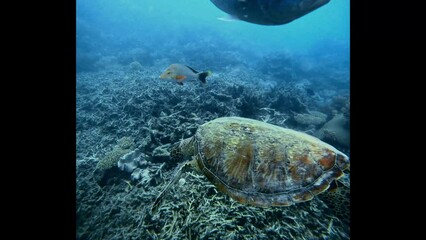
(77, 161, 349, 240)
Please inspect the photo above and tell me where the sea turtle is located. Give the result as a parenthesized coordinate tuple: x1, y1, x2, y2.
(152, 117, 349, 212)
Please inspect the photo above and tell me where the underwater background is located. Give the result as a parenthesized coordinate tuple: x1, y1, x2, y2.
(77, 0, 350, 239)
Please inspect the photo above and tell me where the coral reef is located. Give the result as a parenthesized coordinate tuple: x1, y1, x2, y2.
(257, 51, 302, 82)
(77, 161, 349, 240)
(77, 59, 350, 239)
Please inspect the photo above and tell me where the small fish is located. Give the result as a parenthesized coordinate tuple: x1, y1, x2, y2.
(210, 0, 330, 25)
(159, 64, 212, 85)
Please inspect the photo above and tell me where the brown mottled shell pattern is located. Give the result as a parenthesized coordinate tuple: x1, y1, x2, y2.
(193, 117, 349, 207)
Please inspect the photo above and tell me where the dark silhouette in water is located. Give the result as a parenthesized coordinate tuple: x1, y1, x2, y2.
(210, 0, 330, 25)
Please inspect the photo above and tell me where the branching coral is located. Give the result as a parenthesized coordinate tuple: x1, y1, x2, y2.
(77, 163, 349, 240)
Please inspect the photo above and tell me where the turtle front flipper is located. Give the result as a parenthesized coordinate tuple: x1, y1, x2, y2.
(151, 161, 191, 213)
(152, 137, 196, 213)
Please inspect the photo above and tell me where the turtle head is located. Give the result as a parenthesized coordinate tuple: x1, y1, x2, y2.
(170, 143, 184, 162)
(170, 136, 196, 162)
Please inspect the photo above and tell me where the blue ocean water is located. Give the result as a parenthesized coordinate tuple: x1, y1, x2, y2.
(77, 1, 350, 239)
(77, 0, 349, 72)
